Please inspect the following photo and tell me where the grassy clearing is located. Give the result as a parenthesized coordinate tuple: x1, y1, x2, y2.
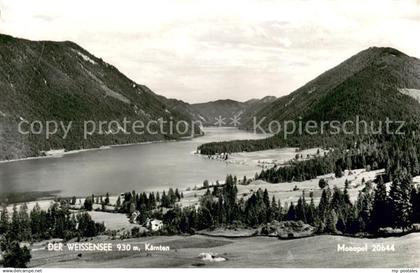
(28, 233, 420, 268)
(180, 168, 384, 209)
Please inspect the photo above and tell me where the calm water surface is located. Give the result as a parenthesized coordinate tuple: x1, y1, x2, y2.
(0, 128, 267, 196)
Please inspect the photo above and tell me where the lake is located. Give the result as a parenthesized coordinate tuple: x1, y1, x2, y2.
(0, 127, 267, 197)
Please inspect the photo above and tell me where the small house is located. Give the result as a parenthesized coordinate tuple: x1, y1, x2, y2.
(148, 219, 163, 231)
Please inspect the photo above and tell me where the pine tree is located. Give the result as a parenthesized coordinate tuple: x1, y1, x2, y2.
(356, 191, 372, 231)
(179, 213, 190, 233)
(318, 178, 328, 189)
(306, 192, 316, 225)
(370, 176, 389, 231)
(30, 203, 42, 238)
(346, 155, 352, 171)
(168, 188, 176, 205)
(1, 241, 31, 268)
(270, 196, 278, 222)
(161, 191, 171, 208)
(343, 179, 351, 205)
(411, 186, 420, 223)
(263, 189, 270, 208)
(389, 168, 413, 230)
(224, 174, 238, 223)
(197, 207, 213, 229)
(335, 165, 343, 178)
(336, 211, 347, 232)
(116, 196, 121, 208)
(0, 206, 9, 235)
(10, 205, 19, 240)
(84, 197, 93, 211)
(331, 186, 344, 212)
(325, 209, 338, 233)
(296, 192, 307, 223)
(216, 195, 226, 224)
(287, 202, 297, 221)
(346, 206, 361, 234)
(318, 188, 331, 223)
(175, 188, 181, 201)
(104, 193, 110, 205)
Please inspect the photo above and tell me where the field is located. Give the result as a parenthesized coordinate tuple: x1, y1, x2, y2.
(28, 233, 420, 268)
(4, 168, 387, 226)
(180, 168, 385, 209)
(207, 147, 327, 169)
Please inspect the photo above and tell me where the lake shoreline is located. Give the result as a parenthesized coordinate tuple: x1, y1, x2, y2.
(0, 127, 272, 199)
(0, 135, 198, 165)
(0, 127, 265, 165)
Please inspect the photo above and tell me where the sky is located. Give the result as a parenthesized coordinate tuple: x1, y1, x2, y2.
(0, 0, 419, 103)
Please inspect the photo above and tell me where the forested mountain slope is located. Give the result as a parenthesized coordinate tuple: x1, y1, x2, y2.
(160, 96, 276, 127)
(0, 34, 200, 160)
(199, 47, 420, 154)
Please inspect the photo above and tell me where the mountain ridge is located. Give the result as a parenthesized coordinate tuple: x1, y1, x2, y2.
(0, 33, 201, 160)
(241, 46, 420, 129)
(160, 96, 277, 127)
(198, 46, 420, 154)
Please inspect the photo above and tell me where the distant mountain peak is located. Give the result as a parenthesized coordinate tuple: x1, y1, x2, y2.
(242, 46, 420, 129)
(366, 46, 407, 56)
